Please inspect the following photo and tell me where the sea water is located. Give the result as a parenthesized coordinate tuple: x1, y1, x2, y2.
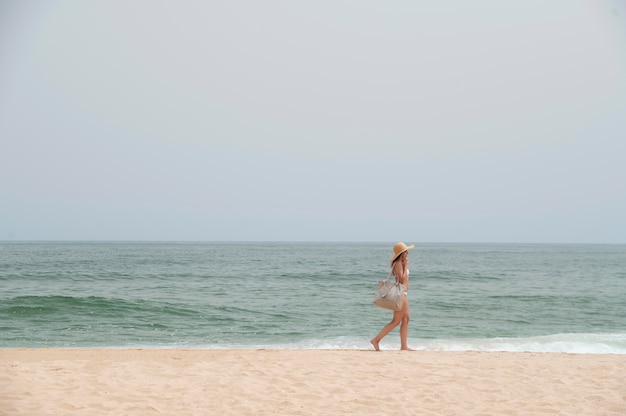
(1, 242, 625, 353)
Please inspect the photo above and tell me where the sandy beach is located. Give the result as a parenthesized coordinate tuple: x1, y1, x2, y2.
(1, 349, 625, 415)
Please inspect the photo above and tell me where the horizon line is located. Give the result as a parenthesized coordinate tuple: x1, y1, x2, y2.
(1, 240, 624, 245)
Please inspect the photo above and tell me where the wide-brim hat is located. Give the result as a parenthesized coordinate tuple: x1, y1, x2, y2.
(390, 242, 415, 264)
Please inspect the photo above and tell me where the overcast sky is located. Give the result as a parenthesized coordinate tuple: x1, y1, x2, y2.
(1, 0, 625, 243)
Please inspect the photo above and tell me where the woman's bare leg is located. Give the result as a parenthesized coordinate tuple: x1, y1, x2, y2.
(400, 318, 413, 350)
(370, 310, 402, 351)
(400, 296, 414, 351)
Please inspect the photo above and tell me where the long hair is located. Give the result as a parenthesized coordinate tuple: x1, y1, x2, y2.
(390, 252, 405, 276)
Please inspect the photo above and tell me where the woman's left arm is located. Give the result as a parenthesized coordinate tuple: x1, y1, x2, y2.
(394, 260, 408, 287)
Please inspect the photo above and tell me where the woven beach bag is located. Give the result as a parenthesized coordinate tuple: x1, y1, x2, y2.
(373, 271, 405, 311)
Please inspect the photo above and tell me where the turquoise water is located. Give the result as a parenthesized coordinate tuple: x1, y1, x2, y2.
(1, 242, 625, 353)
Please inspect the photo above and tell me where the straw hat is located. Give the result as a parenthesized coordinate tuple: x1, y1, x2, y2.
(390, 242, 415, 264)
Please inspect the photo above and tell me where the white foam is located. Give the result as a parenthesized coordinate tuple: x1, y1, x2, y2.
(166, 333, 626, 354)
(204, 333, 626, 354)
(407, 333, 626, 354)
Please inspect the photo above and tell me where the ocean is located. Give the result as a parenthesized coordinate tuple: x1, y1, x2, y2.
(1, 242, 625, 353)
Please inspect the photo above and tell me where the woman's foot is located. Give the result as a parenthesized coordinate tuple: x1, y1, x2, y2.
(370, 339, 380, 351)
(400, 347, 415, 351)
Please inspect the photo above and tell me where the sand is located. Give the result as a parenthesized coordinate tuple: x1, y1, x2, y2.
(1, 349, 625, 415)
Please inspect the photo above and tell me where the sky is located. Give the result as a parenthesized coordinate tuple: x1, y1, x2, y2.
(1, 0, 625, 243)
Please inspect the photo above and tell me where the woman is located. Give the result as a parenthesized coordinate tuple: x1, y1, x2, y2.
(371, 242, 415, 351)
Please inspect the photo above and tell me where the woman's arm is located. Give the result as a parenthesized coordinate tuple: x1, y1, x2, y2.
(393, 260, 408, 288)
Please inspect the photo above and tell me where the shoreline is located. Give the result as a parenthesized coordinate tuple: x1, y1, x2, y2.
(2, 349, 625, 415)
